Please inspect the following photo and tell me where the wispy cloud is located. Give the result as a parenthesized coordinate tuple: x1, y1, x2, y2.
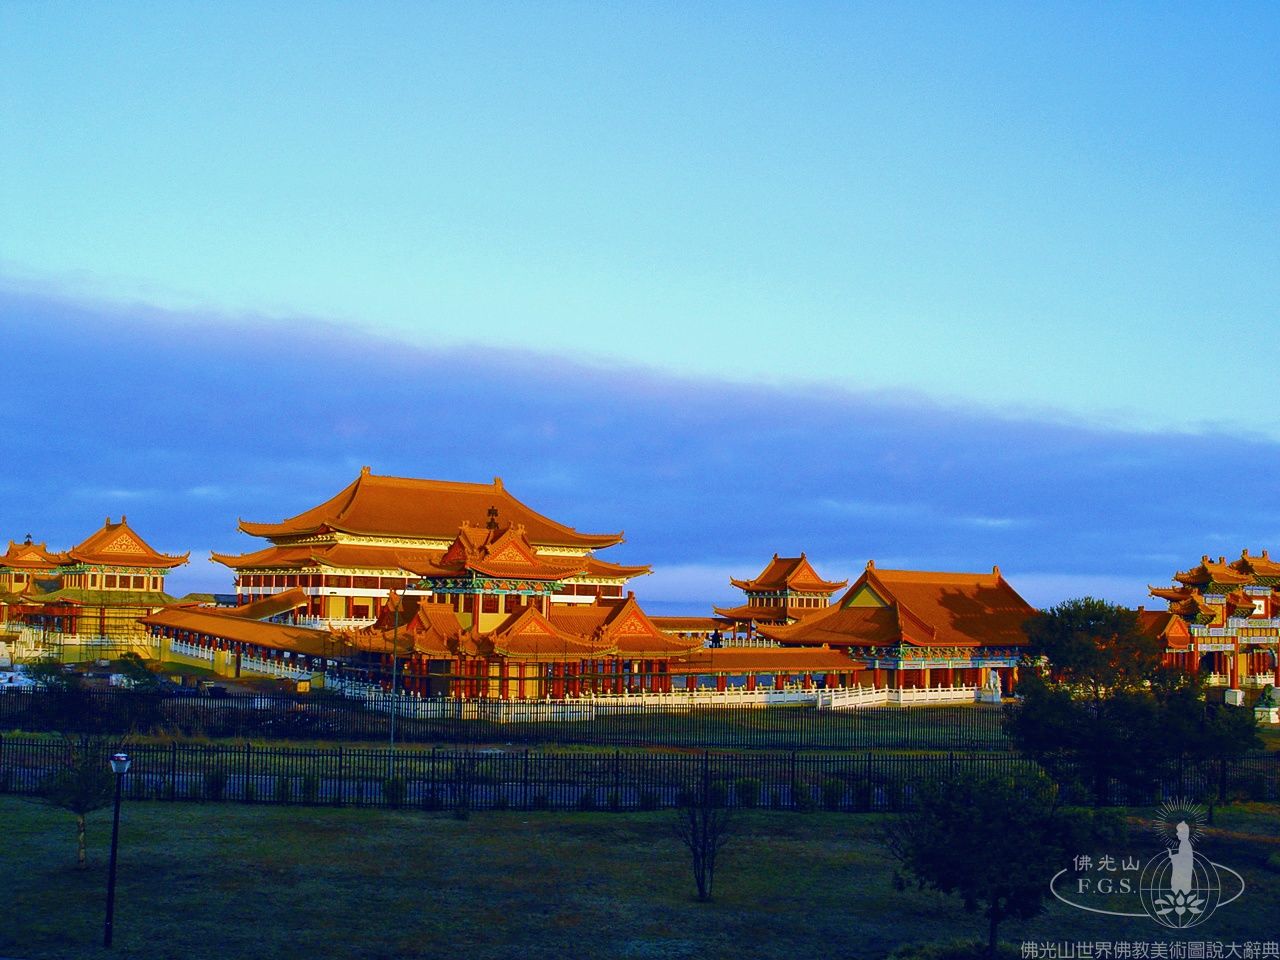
(4, 285, 1278, 614)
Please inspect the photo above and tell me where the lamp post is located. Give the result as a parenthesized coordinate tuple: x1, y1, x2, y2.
(103, 752, 130, 948)
(387, 587, 402, 780)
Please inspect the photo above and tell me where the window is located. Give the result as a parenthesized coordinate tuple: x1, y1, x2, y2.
(105, 575, 117, 588)
(481, 595, 499, 613)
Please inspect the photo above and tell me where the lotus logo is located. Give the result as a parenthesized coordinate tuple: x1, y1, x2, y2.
(1051, 801, 1244, 928)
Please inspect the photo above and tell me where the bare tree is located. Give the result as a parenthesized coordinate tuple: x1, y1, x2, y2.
(673, 773, 733, 902)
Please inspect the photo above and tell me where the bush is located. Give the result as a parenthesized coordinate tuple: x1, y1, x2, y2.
(243, 780, 256, 803)
(203, 768, 227, 802)
(792, 779, 816, 812)
(531, 792, 550, 811)
(302, 773, 319, 805)
(383, 776, 406, 809)
(493, 790, 509, 811)
(420, 786, 443, 811)
(577, 788, 596, 811)
(734, 777, 762, 809)
(639, 789, 659, 811)
(770, 788, 783, 810)
(606, 789, 620, 812)
(821, 777, 844, 811)
(274, 776, 292, 804)
(0, 767, 12, 794)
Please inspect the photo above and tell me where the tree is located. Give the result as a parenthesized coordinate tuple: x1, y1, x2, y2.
(885, 769, 1119, 959)
(37, 734, 118, 869)
(22, 655, 95, 732)
(673, 774, 733, 902)
(1009, 598, 1182, 805)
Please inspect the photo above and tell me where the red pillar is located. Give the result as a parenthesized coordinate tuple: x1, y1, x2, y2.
(716, 674, 726, 692)
(746, 674, 757, 691)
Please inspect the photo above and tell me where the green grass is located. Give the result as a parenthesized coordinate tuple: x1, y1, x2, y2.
(3, 798, 1279, 960)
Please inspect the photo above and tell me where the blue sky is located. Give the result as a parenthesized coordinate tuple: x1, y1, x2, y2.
(2, 4, 1277, 610)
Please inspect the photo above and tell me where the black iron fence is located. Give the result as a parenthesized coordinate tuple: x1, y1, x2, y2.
(4, 736, 1278, 812)
(0, 687, 1011, 751)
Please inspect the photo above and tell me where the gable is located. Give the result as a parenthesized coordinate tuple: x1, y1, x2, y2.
(844, 584, 888, 608)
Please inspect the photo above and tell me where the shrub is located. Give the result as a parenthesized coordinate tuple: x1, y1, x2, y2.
(493, 790, 509, 811)
(734, 777, 762, 809)
(421, 786, 443, 811)
(203, 768, 227, 802)
(0, 767, 11, 794)
(821, 777, 844, 811)
(770, 788, 783, 810)
(791, 779, 816, 812)
(383, 776, 406, 809)
(531, 791, 551, 811)
(302, 773, 319, 805)
(243, 780, 257, 804)
(577, 788, 596, 811)
(639, 789, 659, 811)
(274, 776, 292, 805)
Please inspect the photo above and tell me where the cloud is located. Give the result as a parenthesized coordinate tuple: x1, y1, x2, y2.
(3, 284, 1278, 614)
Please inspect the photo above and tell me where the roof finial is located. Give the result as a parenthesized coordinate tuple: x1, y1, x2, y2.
(866, 559, 875, 570)
(106, 516, 112, 526)
(493, 476, 503, 490)
(993, 564, 1001, 578)
(360, 465, 371, 476)
(23, 533, 32, 545)
(121, 514, 127, 524)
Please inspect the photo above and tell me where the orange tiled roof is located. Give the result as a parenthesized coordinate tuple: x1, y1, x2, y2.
(238, 467, 622, 549)
(0, 539, 62, 571)
(223, 588, 310, 620)
(64, 517, 188, 569)
(138, 606, 333, 657)
(411, 523, 588, 582)
(211, 542, 447, 573)
(712, 602, 826, 623)
(547, 594, 702, 657)
(486, 606, 617, 660)
(341, 594, 461, 658)
(1149, 586, 1193, 603)
(1232, 549, 1280, 579)
(669, 646, 860, 674)
(650, 615, 733, 634)
(762, 563, 1033, 649)
(1174, 556, 1251, 587)
(579, 556, 651, 580)
(730, 554, 847, 594)
(1135, 608, 1192, 650)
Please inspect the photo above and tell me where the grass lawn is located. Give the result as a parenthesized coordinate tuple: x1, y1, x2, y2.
(3, 799, 1279, 960)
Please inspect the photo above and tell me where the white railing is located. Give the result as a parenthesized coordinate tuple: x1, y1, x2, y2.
(817, 685, 981, 709)
(1228, 618, 1280, 630)
(1204, 673, 1229, 686)
(168, 638, 215, 663)
(708, 638, 781, 648)
(239, 654, 316, 681)
(1243, 674, 1276, 689)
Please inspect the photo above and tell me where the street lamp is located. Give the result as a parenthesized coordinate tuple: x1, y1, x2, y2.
(103, 752, 130, 948)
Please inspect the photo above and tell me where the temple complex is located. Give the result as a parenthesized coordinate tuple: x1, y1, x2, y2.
(333, 520, 701, 698)
(213, 467, 649, 625)
(1149, 550, 1280, 689)
(714, 554, 846, 641)
(0, 537, 62, 618)
(760, 562, 1033, 694)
